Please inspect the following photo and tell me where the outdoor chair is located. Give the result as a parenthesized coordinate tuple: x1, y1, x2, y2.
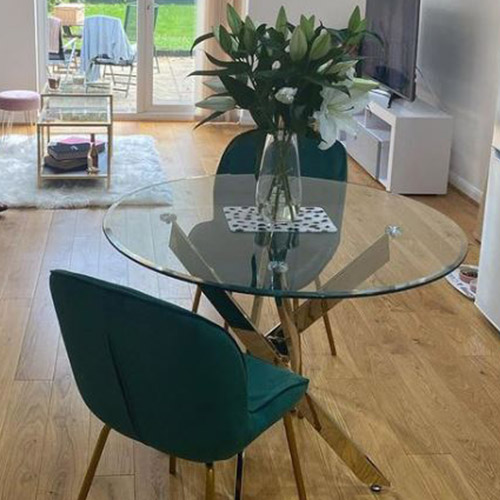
(124, 2, 160, 73)
(81, 15, 136, 96)
(48, 16, 77, 78)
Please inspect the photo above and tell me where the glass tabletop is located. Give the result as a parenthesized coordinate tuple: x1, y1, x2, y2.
(103, 175, 468, 299)
(42, 81, 112, 96)
(39, 81, 112, 126)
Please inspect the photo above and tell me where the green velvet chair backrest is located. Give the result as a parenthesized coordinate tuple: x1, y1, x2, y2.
(216, 129, 348, 181)
(50, 270, 250, 463)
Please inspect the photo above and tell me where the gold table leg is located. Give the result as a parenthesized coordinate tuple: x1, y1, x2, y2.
(169, 223, 391, 490)
(199, 283, 390, 490)
(276, 298, 390, 489)
(298, 394, 390, 489)
(276, 298, 303, 375)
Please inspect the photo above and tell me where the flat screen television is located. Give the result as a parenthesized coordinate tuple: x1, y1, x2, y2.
(360, 0, 421, 102)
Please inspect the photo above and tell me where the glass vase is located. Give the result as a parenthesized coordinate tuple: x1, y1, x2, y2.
(255, 130, 302, 225)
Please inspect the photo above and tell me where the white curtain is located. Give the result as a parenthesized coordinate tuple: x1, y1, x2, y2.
(194, 0, 247, 121)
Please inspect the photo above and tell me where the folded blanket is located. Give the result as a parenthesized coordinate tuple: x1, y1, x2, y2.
(48, 17, 62, 55)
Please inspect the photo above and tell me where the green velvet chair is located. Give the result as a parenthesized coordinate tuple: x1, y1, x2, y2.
(214, 128, 347, 181)
(190, 129, 348, 355)
(50, 270, 309, 500)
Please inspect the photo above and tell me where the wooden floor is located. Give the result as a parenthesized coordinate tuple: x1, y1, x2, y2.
(0, 122, 499, 500)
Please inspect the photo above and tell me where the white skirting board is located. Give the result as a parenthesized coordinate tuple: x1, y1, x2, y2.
(448, 170, 483, 202)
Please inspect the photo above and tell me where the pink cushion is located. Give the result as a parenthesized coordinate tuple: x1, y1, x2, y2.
(0, 90, 40, 112)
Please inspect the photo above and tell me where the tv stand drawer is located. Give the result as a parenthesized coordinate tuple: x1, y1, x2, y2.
(346, 123, 390, 179)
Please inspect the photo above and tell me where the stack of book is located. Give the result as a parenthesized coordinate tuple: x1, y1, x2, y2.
(44, 137, 105, 171)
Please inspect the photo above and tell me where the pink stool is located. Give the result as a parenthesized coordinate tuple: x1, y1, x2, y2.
(0, 90, 40, 142)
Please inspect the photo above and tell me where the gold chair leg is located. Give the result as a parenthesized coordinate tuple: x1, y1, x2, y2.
(192, 286, 202, 313)
(321, 301, 337, 356)
(250, 295, 264, 326)
(205, 463, 215, 500)
(77, 424, 111, 500)
(169, 455, 177, 475)
(283, 413, 307, 500)
(234, 452, 244, 500)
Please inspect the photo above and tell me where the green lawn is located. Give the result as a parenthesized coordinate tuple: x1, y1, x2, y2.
(82, 4, 196, 51)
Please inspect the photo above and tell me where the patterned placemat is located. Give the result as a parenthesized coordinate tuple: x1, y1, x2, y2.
(223, 206, 338, 233)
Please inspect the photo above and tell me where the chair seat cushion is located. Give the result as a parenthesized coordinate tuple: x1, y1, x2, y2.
(245, 354, 308, 439)
(0, 90, 40, 112)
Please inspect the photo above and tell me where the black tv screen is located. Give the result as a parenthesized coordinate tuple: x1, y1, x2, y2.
(361, 0, 421, 101)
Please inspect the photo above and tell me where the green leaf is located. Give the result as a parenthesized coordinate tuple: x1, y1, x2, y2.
(348, 6, 361, 32)
(255, 67, 294, 80)
(347, 32, 364, 47)
(300, 15, 315, 41)
(219, 74, 255, 109)
(189, 69, 225, 77)
(244, 15, 256, 32)
(195, 95, 236, 112)
(194, 110, 226, 129)
(190, 32, 215, 54)
(226, 4, 243, 35)
(275, 6, 288, 35)
(217, 25, 234, 55)
(203, 78, 226, 93)
(289, 26, 308, 62)
(309, 32, 331, 60)
(243, 25, 258, 54)
(189, 61, 251, 78)
(203, 51, 232, 68)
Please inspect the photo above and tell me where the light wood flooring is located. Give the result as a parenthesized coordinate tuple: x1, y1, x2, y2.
(0, 122, 499, 500)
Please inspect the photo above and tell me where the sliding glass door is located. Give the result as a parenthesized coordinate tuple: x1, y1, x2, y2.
(42, 0, 198, 117)
(137, 0, 197, 117)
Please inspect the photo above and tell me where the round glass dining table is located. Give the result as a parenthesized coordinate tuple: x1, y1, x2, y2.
(103, 175, 468, 492)
(103, 175, 467, 299)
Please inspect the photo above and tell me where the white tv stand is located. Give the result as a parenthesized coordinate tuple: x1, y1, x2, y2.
(345, 92, 453, 194)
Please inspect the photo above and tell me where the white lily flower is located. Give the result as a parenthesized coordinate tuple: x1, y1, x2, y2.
(329, 60, 358, 79)
(275, 87, 298, 105)
(272, 61, 282, 70)
(314, 78, 378, 150)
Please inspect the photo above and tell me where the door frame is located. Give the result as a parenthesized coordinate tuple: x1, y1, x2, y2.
(131, 0, 195, 119)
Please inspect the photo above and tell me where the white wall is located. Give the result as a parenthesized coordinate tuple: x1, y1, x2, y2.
(418, 0, 500, 200)
(248, 0, 363, 28)
(248, 0, 500, 200)
(0, 0, 38, 92)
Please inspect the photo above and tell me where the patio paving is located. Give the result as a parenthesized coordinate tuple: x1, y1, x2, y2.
(57, 55, 195, 113)
(112, 55, 195, 112)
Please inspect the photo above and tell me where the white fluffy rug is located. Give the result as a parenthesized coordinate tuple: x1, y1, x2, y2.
(0, 135, 169, 208)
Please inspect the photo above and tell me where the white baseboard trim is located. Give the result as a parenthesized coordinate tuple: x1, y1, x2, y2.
(449, 170, 483, 202)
